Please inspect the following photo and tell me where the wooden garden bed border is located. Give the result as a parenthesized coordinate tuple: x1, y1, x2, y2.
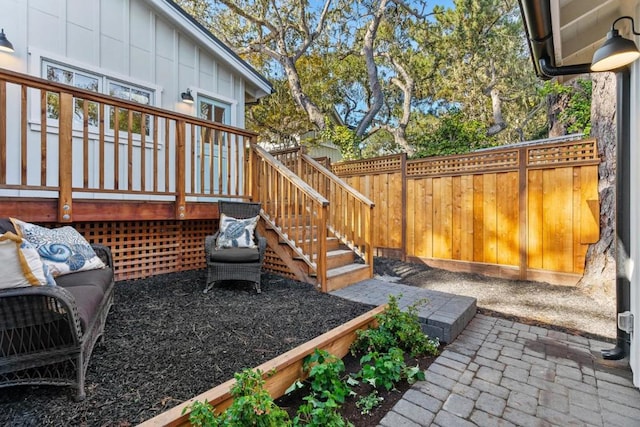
(139, 304, 386, 427)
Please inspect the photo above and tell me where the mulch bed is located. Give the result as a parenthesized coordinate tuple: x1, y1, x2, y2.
(0, 271, 375, 426)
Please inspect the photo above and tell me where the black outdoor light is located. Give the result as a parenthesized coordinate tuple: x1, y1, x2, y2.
(181, 89, 194, 104)
(0, 28, 14, 53)
(591, 16, 640, 72)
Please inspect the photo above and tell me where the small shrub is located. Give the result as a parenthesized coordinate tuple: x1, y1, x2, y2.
(225, 368, 291, 426)
(351, 294, 440, 357)
(185, 400, 220, 427)
(357, 347, 405, 391)
(355, 390, 383, 415)
(184, 368, 291, 427)
(288, 349, 354, 427)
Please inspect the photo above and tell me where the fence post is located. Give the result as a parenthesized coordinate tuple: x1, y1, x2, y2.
(58, 92, 73, 223)
(518, 147, 527, 280)
(175, 120, 186, 220)
(401, 153, 407, 261)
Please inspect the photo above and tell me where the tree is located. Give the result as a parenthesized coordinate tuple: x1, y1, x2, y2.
(204, 0, 436, 156)
(577, 73, 616, 297)
(424, 0, 544, 145)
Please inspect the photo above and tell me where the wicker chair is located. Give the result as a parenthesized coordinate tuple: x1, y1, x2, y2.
(204, 201, 266, 294)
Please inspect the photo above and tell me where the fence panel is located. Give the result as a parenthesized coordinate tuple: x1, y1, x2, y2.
(334, 139, 600, 285)
(334, 155, 404, 255)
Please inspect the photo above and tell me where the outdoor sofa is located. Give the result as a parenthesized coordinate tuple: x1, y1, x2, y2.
(0, 219, 115, 400)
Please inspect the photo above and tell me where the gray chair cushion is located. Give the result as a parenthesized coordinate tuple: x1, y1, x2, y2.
(210, 247, 260, 263)
(62, 284, 104, 333)
(55, 267, 113, 295)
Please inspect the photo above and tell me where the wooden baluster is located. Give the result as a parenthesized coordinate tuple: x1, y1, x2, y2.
(58, 92, 73, 222)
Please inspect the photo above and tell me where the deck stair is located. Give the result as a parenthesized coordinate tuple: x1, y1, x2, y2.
(250, 145, 374, 292)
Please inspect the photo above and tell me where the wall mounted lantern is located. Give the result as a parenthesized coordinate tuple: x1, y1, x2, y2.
(591, 16, 640, 71)
(0, 29, 14, 53)
(181, 89, 194, 104)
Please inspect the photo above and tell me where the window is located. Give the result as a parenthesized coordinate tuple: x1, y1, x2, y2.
(42, 60, 154, 136)
(43, 62, 100, 127)
(108, 81, 152, 136)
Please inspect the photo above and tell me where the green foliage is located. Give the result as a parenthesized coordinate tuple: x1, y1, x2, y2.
(357, 347, 405, 391)
(291, 349, 354, 427)
(404, 364, 426, 385)
(412, 110, 496, 158)
(226, 369, 291, 426)
(540, 79, 592, 135)
(184, 369, 291, 427)
(355, 391, 383, 415)
(319, 120, 361, 160)
(351, 294, 440, 357)
(184, 400, 221, 427)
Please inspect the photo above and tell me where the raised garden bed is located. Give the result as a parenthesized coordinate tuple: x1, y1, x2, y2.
(140, 305, 387, 426)
(0, 271, 374, 426)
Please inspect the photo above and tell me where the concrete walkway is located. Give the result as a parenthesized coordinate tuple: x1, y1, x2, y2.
(333, 280, 640, 426)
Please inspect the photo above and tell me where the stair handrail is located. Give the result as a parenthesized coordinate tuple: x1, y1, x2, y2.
(250, 144, 330, 290)
(299, 153, 375, 277)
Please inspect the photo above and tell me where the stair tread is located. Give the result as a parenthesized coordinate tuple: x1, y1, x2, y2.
(327, 263, 369, 278)
(327, 249, 353, 256)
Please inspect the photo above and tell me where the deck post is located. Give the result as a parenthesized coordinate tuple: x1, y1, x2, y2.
(175, 120, 186, 220)
(58, 92, 73, 223)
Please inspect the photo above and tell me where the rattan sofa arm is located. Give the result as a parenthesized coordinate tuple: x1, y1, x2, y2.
(91, 244, 114, 269)
(0, 285, 83, 343)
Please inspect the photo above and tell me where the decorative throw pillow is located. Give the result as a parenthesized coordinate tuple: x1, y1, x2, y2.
(215, 214, 259, 249)
(12, 219, 105, 277)
(0, 232, 52, 289)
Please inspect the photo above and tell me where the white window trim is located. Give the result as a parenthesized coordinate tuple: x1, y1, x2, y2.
(189, 87, 237, 127)
(27, 48, 163, 145)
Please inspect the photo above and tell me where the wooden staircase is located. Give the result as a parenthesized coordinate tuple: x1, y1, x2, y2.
(249, 145, 375, 292)
(258, 216, 371, 292)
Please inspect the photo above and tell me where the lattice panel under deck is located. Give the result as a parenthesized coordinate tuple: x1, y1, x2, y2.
(263, 246, 296, 280)
(333, 154, 403, 176)
(74, 220, 216, 281)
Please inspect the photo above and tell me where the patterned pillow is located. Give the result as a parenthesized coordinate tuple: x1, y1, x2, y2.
(12, 219, 105, 277)
(0, 232, 54, 289)
(215, 214, 259, 249)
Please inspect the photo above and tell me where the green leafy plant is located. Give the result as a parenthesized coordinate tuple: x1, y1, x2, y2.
(184, 369, 291, 427)
(184, 400, 221, 427)
(355, 390, 383, 415)
(225, 368, 291, 426)
(357, 347, 405, 391)
(289, 349, 354, 427)
(351, 294, 440, 357)
(355, 347, 426, 394)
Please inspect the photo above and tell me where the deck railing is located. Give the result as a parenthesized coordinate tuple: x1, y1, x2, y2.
(298, 153, 374, 275)
(0, 68, 255, 222)
(250, 145, 329, 289)
(270, 145, 375, 276)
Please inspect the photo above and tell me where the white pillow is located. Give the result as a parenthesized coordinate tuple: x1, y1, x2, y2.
(13, 219, 105, 277)
(0, 232, 51, 289)
(215, 214, 259, 249)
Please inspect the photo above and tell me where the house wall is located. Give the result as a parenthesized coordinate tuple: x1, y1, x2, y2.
(0, 0, 253, 198)
(630, 2, 640, 389)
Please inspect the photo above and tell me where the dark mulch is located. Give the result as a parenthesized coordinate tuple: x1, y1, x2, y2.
(0, 271, 374, 426)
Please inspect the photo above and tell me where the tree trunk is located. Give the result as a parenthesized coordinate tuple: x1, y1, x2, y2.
(282, 57, 327, 131)
(577, 72, 616, 297)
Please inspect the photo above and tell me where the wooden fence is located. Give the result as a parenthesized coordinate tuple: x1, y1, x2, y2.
(332, 139, 600, 285)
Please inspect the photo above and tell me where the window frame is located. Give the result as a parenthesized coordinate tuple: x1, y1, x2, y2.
(28, 49, 163, 146)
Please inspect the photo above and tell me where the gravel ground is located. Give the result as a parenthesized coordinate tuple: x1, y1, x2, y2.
(374, 257, 617, 340)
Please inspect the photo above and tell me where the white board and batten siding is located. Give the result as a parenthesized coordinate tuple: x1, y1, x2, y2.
(0, 0, 271, 200)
